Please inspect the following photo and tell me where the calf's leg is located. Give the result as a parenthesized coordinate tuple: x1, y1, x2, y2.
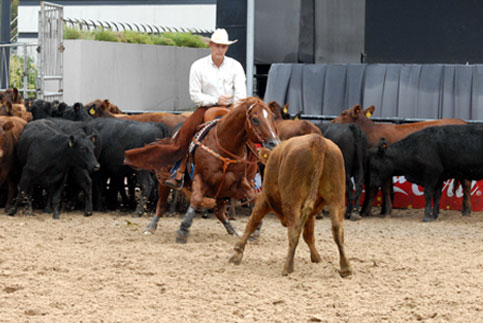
(229, 197, 270, 265)
(461, 179, 472, 216)
(328, 204, 352, 277)
(303, 214, 321, 263)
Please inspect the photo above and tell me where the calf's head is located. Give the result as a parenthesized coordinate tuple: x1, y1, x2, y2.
(367, 137, 390, 188)
(67, 133, 101, 172)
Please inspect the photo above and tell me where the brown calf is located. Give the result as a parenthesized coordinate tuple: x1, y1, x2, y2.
(230, 134, 352, 277)
(268, 101, 321, 140)
(86, 99, 188, 132)
(0, 116, 28, 211)
(0, 101, 32, 122)
(0, 88, 23, 105)
(332, 104, 466, 147)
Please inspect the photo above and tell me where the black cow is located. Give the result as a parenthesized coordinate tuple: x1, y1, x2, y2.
(7, 119, 100, 219)
(56, 102, 92, 121)
(43, 118, 102, 216)
(366, 124, 483, 222)
(28, 99, 53, 120)
(88, 118, 171, 216)
(317, 123, 368, 220)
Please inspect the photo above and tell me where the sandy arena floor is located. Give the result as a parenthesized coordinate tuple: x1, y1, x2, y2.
(0, 207, 483, 322)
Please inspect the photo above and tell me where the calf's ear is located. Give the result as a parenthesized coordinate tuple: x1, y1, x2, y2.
(351, 104, 361, 118)
(258, 147, 272, 165)
(68, 135, 74, 148)
(2, 121, 14, 132)
(5, 101, 12, 114)
(377, 137, 388, 156)
(364, 105, 375, 118)
(73, 102, 83, 111)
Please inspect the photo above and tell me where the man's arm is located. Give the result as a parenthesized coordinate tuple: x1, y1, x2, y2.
(232, 61, 247, 105)
(189, 63, 218, 107)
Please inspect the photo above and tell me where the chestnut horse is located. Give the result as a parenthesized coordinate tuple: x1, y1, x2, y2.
(332, 104, 469, 217)
(124, 97, 280, 243)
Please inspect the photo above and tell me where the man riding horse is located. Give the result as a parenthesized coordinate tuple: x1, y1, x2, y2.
(164, 28, 247, 190)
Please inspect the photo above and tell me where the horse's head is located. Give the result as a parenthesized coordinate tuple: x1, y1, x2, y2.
(244, 98, 280, 150)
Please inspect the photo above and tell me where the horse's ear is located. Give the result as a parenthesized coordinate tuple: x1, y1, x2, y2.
(351, 104, 362, 118)
(258, 147, 272, 165)
(364, 105, 375, 118)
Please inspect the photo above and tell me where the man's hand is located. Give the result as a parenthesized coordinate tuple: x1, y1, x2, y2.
(217, 95, 232, 106)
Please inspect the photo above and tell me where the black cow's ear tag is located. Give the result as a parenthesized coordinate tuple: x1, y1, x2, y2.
(365, 112, 372, 118)
(283, 107, 288, 114)
(68, 140, 73, 148)
(89, 108, 95, 115)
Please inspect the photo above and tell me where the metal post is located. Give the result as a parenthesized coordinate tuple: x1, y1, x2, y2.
(246, 0, 254, 96)
(23, 43, 27, 98)
(1, 0, 12, 88)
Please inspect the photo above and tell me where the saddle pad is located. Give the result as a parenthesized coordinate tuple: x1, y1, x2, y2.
(189, 119, 219, 155)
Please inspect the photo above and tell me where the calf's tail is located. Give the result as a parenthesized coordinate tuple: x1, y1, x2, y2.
(298, 135, 325, 230)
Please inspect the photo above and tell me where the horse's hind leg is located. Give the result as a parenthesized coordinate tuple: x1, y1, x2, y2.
(144, 183, 171, 234)
(176, 173, 205, 243)
(214, 199, 237, 235)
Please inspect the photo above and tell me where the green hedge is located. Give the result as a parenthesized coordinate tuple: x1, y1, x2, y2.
(9, 54, 37, 98)
(64, 27, 208, 48)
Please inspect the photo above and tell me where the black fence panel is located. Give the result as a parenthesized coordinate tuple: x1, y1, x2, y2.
(265, 63, 483, 121)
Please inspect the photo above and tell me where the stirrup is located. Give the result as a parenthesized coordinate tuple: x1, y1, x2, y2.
(165, 177, 184, 190)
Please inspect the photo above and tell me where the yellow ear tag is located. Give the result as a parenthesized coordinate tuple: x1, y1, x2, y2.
(263, 154, 268, 158)
(89, 108, 95, 115)
(294, 116, 299, 120)
(68, 141, 73, 148)
(283, 107, 288, 113)
(365, 112, 372, 118)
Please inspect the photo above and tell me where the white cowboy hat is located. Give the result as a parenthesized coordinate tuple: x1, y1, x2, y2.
(210, 28, 238, 45)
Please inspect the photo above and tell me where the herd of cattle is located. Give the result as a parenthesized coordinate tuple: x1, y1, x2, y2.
(3, 86, 483, 275)
(1, 87, 482, 224)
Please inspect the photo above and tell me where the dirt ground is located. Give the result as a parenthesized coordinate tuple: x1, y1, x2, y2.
(0, 207, 483, 323)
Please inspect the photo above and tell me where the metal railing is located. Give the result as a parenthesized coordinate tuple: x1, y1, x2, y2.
(63, 17, 213, 35)
(0, 43, 39, 99)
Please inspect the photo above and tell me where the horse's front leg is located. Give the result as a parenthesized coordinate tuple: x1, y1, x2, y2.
(176, 173, 205, 243)
(214, 198, 239, 236)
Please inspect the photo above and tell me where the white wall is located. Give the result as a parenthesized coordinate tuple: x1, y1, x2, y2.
(63, 39, 210, 111)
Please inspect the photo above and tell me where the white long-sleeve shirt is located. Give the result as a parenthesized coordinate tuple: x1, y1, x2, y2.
(189, 55, 247, 107)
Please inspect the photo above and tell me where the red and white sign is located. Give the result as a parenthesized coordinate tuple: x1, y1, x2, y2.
(362, 176, 483, 211)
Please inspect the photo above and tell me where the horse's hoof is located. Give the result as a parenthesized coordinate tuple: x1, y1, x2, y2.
(229, 253, 242, 265)
(53, 215, 60, 220)
(175, 236, 187, 244)
(339, 268, 353, 278)
(143, 230, 153, 235)
(350, 214, 361, 221)
(422, 217, 436, 222)
(176, 229, 188, 243)
(84, 212, 93, 217)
